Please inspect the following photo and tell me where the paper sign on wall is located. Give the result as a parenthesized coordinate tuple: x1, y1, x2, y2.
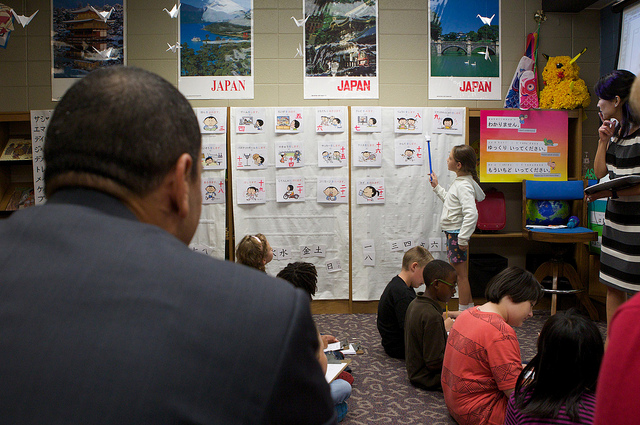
(317, 177, 348, 204)
(356, 178, 385, 204)
(202, 177, 225, 204)
(395, 139, 424, 166)
(318, 141, 347, 168)
(352, 107, 382, 132)
(236, 144, 268, 169)
(276, 176, 305, 202)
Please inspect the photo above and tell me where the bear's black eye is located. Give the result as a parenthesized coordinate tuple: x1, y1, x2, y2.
(556, 63, 563, 69)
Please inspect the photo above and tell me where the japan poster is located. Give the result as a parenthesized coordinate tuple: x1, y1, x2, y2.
(429, 0, 500, 100)
(304, 0, 378, 99)
(52, 1, 126, 100)
(179, 0, 254, 99)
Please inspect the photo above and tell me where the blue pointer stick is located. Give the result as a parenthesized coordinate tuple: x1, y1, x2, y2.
(426, 134, 433, 181)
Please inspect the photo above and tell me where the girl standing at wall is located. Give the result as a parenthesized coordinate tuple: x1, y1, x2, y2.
(430, 144, 485, 311)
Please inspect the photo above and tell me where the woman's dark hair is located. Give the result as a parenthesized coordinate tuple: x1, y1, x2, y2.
(595, 69, 639, 139)
(277, 262, 318, 299)
(513, 308, 604, 421)
(484, 267, 543, 304)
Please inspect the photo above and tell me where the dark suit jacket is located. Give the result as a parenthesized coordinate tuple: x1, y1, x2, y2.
(0, 188, 336, 425)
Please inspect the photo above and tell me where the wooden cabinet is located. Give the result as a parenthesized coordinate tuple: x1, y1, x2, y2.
(0, 112, 34, 215)
(465, 108, 588, 275)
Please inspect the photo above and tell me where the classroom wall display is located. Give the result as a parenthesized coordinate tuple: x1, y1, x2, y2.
(202, 139, 226, 170)
(236, 108, 266, 133)
(318, 141, 348, 168)
(275, 141, 304, 168)
(428, 0, 501, 100)
(231, 107, 350, 299)
(51, 1, 126, 100)
(30, 110, 53, 205)
(351, 107, 466, 301)
(178, 0, 254, 99)
(237, 177, 267, 204)
(195, 107, 227, 134)
(356, 178, 385, 204)
(276, 176, 305, 203)
(353, 140, 382, 167)
(275, 108, 304, 133)
(191, 114, 227, 260)
(394, 139, 425, 166)
(394, 108, 423, 134)
(315, 107, 346, 133)
(202, 177, 225, 204)
(352, 107, 382, 133)
(236, 143, 267, 169)
(303, 0, 379, 99)
(479, 109, 568, 182)
(317, 177, 348, 203)
(431, 108, 464, 135)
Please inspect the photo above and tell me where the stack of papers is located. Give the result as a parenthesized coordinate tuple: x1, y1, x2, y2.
(324, 341, 357, 354)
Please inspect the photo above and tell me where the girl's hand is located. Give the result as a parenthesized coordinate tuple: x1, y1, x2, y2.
(430, 173, 438, 188)
(459, 244, 468, 251)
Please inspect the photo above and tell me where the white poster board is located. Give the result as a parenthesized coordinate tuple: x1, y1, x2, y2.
(231, 107, 350, 300)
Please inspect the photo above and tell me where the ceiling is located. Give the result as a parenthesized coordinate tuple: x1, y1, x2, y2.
(541, 0, 619, 12)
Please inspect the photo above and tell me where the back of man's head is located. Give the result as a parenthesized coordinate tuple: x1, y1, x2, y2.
(44, 66, 201, 197)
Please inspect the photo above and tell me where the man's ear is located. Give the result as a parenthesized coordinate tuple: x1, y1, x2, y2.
(171, 153, 195, 219)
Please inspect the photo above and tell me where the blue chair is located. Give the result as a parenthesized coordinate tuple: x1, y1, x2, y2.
(522, 180, 598, 319)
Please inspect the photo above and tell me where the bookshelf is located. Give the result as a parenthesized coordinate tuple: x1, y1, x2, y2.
(0, 112, 34, 215)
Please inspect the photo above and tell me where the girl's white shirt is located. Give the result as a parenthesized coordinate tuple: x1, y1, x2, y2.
(433, 175, 485, 246)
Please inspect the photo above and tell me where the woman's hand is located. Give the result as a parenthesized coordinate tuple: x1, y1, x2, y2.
(598, 112, 617, 144)
(585, 190, 611, 203)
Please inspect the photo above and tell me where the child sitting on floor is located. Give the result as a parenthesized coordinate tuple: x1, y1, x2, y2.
(277, 261, 352, 422)
(441, 267, 544, 425)
(377, 246, 434, 359)
(404, 260, 459, 390)
(504, 308, 603, 425)
(235, 233, 273, 272)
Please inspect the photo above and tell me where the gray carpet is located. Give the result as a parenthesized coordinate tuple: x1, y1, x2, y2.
(314, 311, 606, 425)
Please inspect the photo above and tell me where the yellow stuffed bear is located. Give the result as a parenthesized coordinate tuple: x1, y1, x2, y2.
(539, 48, 591, 110)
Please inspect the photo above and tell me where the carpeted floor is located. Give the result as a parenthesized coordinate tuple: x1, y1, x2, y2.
(314, 311, 607, 425)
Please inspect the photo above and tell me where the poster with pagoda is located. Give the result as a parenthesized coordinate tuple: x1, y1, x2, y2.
(51, 1, 125, 100)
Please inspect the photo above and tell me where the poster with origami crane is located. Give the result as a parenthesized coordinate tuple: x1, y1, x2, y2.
(179, 0, 254, 99)
(51, 0, 126, 101)
(428, 0, 501, 100)
(303, 0, 378, 99)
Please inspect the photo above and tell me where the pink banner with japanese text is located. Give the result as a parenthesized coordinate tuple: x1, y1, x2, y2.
(480, 110, 568, 182)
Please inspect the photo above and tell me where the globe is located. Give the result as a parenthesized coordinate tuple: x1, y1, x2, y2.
(526, 200, 570, 225)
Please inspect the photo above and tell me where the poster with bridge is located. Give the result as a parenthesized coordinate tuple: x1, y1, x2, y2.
(428, 0, 500, 100)
(303, 0, 379, 99)
(178, 0, 254, 99)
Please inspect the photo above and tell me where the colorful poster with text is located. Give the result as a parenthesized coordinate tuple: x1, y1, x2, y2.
(480, 110, 568, 182)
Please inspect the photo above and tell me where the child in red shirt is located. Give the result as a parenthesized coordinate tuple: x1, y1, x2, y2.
(441, 267, 543, 425)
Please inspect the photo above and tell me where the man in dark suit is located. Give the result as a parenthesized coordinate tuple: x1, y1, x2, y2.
(0, 66, 336, 425)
